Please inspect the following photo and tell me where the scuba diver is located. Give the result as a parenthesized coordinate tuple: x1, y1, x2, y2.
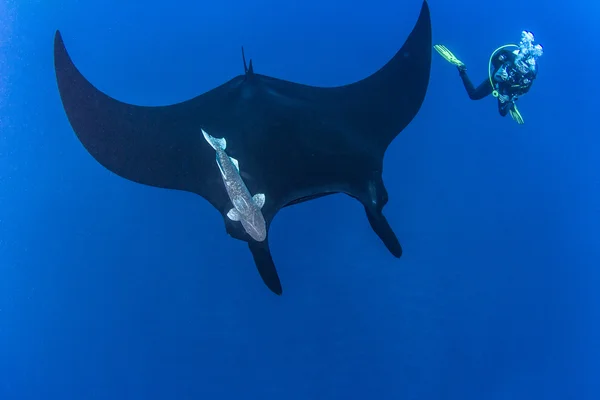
(433, 31, 543, 124)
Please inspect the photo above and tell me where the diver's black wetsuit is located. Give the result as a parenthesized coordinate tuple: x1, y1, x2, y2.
(458, 49, 536, 116)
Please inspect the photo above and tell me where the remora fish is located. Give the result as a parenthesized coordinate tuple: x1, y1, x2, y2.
(202, 129, 267, 242)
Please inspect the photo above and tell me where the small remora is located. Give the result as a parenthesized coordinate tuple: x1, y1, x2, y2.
(202, 129, 267, 242)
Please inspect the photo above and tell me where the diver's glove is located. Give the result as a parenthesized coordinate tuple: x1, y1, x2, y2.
(494, 65, 509, 82)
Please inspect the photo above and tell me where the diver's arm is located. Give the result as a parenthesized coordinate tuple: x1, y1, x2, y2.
(458, 69, 493, 100)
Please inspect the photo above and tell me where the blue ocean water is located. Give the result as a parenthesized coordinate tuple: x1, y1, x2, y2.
(1, 0, 598, 398)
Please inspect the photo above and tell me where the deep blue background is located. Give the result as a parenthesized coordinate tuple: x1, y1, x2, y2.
(1, 0, 598, 398)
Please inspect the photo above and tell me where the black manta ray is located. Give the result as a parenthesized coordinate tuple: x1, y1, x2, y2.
(53, 1, 432, 295)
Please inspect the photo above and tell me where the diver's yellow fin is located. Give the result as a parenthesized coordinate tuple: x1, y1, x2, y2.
(433, 44, 465, 67)
(509, 105, 525, 124)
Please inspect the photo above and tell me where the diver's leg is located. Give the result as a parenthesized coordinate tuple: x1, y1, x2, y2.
(458, 69, 493, 100)
(497, 99, 510, 116)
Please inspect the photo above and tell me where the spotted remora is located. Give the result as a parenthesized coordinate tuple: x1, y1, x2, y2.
(202, 129, 267, 242)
